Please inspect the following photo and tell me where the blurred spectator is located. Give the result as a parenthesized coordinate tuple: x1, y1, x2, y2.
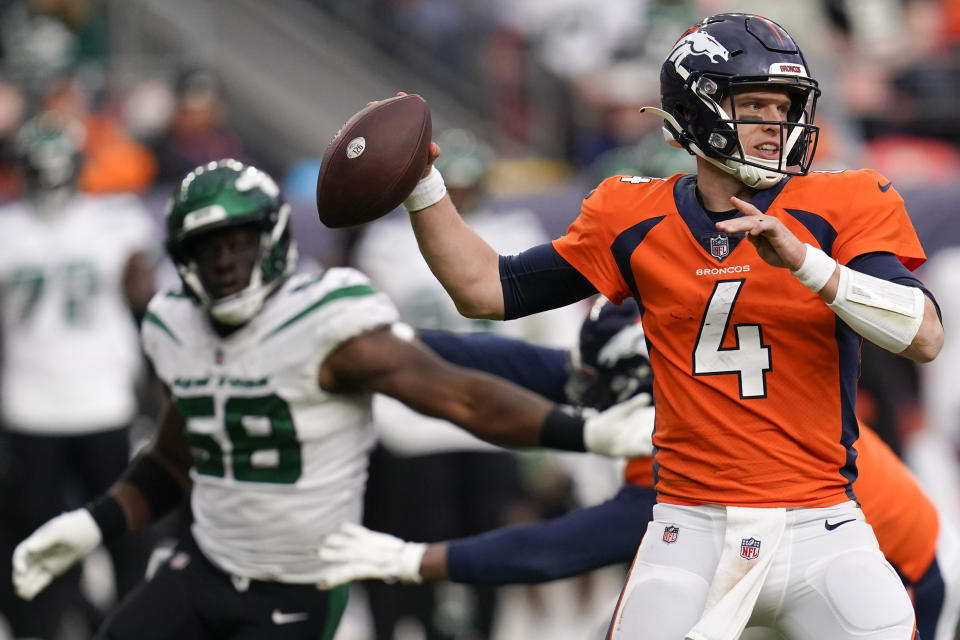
(0, 112, 159, 638)
(913, 246, 960, 530)
(41, 74, 157, 194)
(0, 0, 110, 109)
(822, 0, 960, 146)
(151, 68, 247, 187)
(0, 76, 26, 203)
(862, 136, 960, 188)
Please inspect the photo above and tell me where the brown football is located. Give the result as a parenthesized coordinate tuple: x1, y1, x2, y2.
(315, 94, 432, 228)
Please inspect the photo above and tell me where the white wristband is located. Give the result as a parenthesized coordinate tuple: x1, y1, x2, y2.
(790, 243, 836, 293)
(397, 542, 427, 584)
(403, 166, 447, 212)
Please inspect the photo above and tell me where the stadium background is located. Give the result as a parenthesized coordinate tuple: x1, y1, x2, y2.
(1, 0, 960, 638)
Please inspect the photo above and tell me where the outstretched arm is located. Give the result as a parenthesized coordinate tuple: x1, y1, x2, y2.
(406, 143, 506, 320)
(320, 325, 557, 447)
(319, 326, 652, 456)
(417, 329, 569, 402)
(316, 484, 655, 587)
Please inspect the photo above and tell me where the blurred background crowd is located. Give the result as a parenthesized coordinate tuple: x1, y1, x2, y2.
(1, 0, 960, 639)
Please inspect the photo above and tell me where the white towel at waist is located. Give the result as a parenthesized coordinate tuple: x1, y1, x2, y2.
(686, 506, 786, 640)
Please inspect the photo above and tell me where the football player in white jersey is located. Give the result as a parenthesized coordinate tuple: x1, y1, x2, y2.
(0, 113, 159, 638)
(10, 159, 652, 639)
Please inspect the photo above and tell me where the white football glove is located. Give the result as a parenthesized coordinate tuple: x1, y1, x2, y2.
(583, 392, 656, 458)
(12, 508, 103, 601)
(314, 522, 425, 589)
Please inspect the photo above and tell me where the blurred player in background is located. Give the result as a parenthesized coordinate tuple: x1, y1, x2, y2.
(351, 127, 595, 640)
(0, 112, 159, 638)
(397, 11, 943, 638)
(10, 159, 650, 639)
(318, 297, 960, 640)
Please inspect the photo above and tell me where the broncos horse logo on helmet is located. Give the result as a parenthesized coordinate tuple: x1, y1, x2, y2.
(641, 13, 821, 190)
(666, 29, 730, 67)
(565, 297, 652, 412)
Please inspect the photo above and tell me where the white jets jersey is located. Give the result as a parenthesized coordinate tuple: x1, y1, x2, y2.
(354, 207, 586, 455)
(0, 193, 158, 433)
(141, 268, 397, 583)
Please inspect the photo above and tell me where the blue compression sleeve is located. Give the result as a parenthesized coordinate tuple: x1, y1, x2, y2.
(499, 243, 597, 320)
(418, 330, 570, 403)
(446, 484, 656, 584)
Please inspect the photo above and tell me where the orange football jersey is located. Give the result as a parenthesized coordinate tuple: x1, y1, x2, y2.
(555, 170, 925, 507)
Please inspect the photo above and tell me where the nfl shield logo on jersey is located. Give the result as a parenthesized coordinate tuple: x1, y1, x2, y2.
(740, 537, 761, 560)
(663, 525, 679, 544)
(710, 234, 729, 259)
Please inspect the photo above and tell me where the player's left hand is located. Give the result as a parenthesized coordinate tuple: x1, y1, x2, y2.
(715, 197, 806, 270)
(314, 523, 426, 588)
(583, 392, 655, 458)
(12, 508, 103, 600)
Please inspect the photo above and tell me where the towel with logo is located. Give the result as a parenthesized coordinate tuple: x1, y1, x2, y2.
(685, 506, 786, 640)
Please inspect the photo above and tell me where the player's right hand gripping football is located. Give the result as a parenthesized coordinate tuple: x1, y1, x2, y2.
(12, 508, 103, 600)
(314, 523, 426, 589)
(583, 392, 656, 458)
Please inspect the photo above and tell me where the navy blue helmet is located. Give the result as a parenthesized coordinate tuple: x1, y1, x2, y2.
(645, 13, 820, 189)
(565, 297, 652, 411)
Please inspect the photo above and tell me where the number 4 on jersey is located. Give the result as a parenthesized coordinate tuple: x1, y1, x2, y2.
(693, 279, 771, 398)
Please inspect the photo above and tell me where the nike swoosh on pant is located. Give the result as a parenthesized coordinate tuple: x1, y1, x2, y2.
(878, 181, 893, 192)
(272, 610, 310, 625)
(824, 518, 856, 531)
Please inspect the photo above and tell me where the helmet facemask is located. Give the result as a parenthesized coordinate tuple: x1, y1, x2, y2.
(688, 74, 820, 188)
(166, 160, 298, 326)
(175, 205, 298, 326)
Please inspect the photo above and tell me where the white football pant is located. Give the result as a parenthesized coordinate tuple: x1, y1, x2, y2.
(608, 501, 916, 639)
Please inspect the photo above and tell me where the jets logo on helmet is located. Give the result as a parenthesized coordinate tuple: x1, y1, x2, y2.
(165, 159, 297, 325)
(640, 13, 821, 190)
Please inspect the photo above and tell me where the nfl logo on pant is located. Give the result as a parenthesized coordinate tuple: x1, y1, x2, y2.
(663, 525, 679, 544)
(740, 537, 761, 560)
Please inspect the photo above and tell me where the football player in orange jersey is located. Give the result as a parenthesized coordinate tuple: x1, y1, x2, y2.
(316, 299, 960, 639)
(396, 11, 943, 640)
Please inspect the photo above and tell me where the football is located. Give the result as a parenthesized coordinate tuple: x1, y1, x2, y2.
(315, 94, 432, 228)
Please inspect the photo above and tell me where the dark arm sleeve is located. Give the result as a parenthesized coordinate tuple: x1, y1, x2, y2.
(499, 242, 597, 320)
(418, 330, 569, 403)
(848, 252, 942, 321)
(446, 484, 655, 584)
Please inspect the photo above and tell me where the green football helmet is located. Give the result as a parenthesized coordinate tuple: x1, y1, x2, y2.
(14, 113, 82, 215)
(165, 159, 298, 325)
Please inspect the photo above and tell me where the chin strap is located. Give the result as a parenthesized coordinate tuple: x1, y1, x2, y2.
(639, 107, 784, 190)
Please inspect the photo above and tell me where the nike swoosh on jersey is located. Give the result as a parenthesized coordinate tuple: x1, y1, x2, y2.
(272, 610, 310, 625)
(878, 181, 893, 192)
(824, 518, 856, 531)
